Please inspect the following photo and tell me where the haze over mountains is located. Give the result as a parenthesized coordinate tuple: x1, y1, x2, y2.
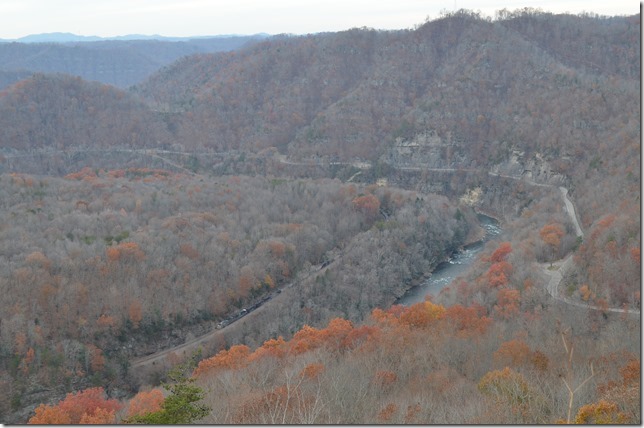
(0, 32, 270, 43)
(0, 33, 267, 88)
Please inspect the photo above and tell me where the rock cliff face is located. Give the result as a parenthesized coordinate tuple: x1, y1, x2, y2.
(382, 131, 468, 169)
(384, 129, 569, 187)
(488, 148, 568, 186)
(380, 129, 573, 223)
(521, 152, 569, 185)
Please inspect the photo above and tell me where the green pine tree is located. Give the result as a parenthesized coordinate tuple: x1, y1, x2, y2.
(125, 350, 210, 424)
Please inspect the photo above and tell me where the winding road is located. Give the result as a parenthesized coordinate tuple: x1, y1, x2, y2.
(2, 148, 637, 372)
(537, 183, 638, 315)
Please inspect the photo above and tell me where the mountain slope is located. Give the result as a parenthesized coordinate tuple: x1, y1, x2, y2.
(0, 10, 639, 307)
(0, 73, 170, 150)
(133, 11, 638, 162)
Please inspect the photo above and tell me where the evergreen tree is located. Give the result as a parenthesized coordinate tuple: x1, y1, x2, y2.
(126, 351, 210, 424)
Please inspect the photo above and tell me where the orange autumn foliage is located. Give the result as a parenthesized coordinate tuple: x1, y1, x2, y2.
(21, 347, 35, 374)
(107, 241, 146, 263)
(404, 403, 422, 423)
(574, 400, 626, 424)
(193, 344, 251, 376)
(179, 243, 200, 260)
(340, 324, 380, 350)
(25, 251, 52, 271)
(87, 344, 105, 373)
(300, 363, 325, 379)
(444, 304, 491, 337)
(106, 246, 121, 262)
(96, 313, 117, 329)
(127, 388, 165, 418)
(619, 358, 640, 386)
(494, 289, 521, 319)
(352, 193, 380, 221)
(287, 318, 358, 355)
(128, 299, 143, 328)
(118, 241, 146, 261)
(377, 403, 399, 422)
(398, 300, 445, 328)
(318, 317, 354, 351)
(289, 325, 324, 355)
(493, 339, 531, 368)
(78, 407, 116, 424)
(289, 318, 373, 355)
(58, 387, 122, 424)
(540, 223, 565, 245)
(29, 387, 122, 424)
(540, 222, 565, 257)
(14, 331, 27, 355)
(579, 284, 595, 301)
(371, 305, 403, 325)
(629, 247, 640, 266)
(487, 261, 513, 288)
(64, 167, 97, 181)
(248, 336, 289, 362)
(478, 367, 530, 405)
(530, 350, 550, 372)
(268, 240, 287, 258)
(29, 404, 71, 424)
(490, 242, 512, 263)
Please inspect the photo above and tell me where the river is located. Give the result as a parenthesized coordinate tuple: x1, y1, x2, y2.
(397, 214, 502, 306)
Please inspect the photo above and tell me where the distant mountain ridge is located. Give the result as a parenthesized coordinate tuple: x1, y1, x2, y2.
(0, 31, 270, 43)
(0, 33, 268, 88)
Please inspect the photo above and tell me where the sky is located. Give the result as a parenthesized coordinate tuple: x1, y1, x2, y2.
(0, 0, 639, 39)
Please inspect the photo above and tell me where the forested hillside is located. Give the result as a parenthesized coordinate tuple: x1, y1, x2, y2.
(1, 9, 637, 305)
(0, 74, 170, 151)
(0, 8, 639, 424)
(134, 10, 639, 159)
(0, 169, 474, 422)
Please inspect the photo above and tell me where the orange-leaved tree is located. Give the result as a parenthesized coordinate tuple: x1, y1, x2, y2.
(28, 404, 71, 424)
(487, 261, 513, 288)
(540, 223, 564, 264)
(398, 300, 445, 328)
(127, 388, 165, 418)
(493, 339, 531, 368)
(193, 344, 251, 376)
(28, 387, 122, 424)
(490, 242, 512, 263)
(493, 288, 521, 319)
(443, 303, 491, 338)
(574, 400, 627, 424)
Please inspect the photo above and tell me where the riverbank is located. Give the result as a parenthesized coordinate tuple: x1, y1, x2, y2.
(396, 214, 501, 306)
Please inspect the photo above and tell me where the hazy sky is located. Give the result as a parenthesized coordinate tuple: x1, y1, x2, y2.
(0, 0, 639, 39)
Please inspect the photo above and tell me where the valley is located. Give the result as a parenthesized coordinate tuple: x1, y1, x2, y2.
(0, 9, 639, 424)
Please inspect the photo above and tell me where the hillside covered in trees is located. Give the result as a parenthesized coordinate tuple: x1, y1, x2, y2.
(0, 8, 639, 424)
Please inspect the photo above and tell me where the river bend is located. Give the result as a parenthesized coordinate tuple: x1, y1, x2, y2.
(397, 215, 501, 306)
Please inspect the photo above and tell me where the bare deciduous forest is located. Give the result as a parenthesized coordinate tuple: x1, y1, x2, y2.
(0, 9, 639, 424)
